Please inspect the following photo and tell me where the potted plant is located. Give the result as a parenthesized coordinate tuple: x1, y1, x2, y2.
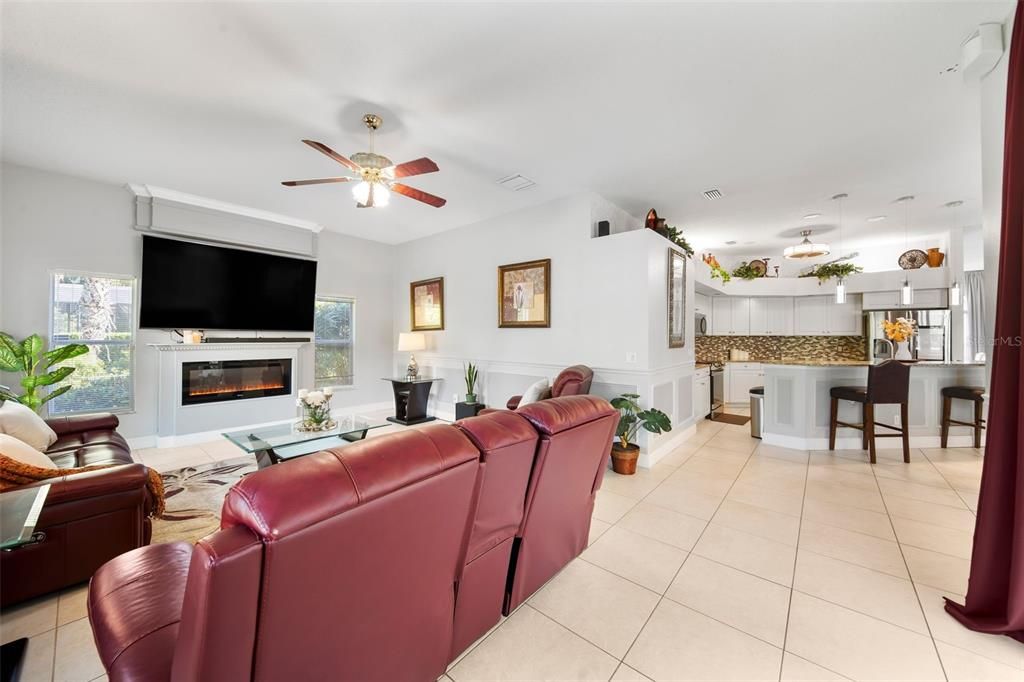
(609, 393, 672, 475)
(296, 387, 336, 431)
(0, 332, 89, 412)
(464, 362, 479, 403)
(881, 317, 917, 361)
(702, 254, 731, 283)
(665, 226, 694, 257)
(801, 261, 863, 284)
(731, 262, 761, 280)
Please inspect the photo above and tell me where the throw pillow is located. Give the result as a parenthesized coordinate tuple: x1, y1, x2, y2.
(0, 400, 58, 452)
(0, 434, 56, 469)
(518, 378, 551, 407)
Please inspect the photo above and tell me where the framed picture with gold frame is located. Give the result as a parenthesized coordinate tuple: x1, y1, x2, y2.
(410, 277, 444, 331)
(668, 249, 686, 348)
(498, 259, 551, 328)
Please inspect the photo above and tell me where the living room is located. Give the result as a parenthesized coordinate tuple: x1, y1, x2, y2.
(2, 2, 1023, 681)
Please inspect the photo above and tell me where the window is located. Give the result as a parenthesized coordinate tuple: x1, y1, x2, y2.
(314, 296, 354, 388)
(48, 272, 135, 415)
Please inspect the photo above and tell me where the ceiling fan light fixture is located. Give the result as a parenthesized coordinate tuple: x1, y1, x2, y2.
(352, 180, 390, 207)
(783, 230, 830, 259)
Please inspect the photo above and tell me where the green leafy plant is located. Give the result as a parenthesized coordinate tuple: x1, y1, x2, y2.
(0, 333, 89, 412)
(731, 262, 761, 280)
(708, 263, 731, 283)
(464, 362, 479, 402)
(609, 392, 672, 449)
(665, 226, 694, 257)
(801, 261, 864, 284)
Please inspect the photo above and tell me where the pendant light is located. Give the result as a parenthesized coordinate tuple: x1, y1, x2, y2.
(784, 230, 830, 259)
(945, 200, 964, 306)
(897, 195, 915, 306)
(833, 193, 848, 304)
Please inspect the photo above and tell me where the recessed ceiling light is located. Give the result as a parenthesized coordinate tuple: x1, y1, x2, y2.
(803, 213, 821, 220)
(866, 215, 887, 222)
(944, 200, 964, 208)
(724, 240, 737, 245)
(495, 174, 536, 191)
(702, 189, 723, 201)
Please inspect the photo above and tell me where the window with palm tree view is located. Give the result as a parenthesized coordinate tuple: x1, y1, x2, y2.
(314, 296, 354, 388)
(49, 272, 135, 414)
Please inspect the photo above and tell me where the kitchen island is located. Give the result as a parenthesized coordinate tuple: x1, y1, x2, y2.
(760, 361, 986, 450)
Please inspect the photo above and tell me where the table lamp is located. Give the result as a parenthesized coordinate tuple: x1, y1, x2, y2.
(397, 332, 426, 379)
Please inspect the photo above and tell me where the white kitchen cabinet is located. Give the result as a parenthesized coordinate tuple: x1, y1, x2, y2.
(793, 295, 863, 336)
(725, 362, 763, 404)
(749, 297, 794, 336)
(828, 296, 863, 335)
(861, 288, 948, 311)
(711, 296, 750, 335)
(693, 374, 711, 419)
(694, 292, 711, 315)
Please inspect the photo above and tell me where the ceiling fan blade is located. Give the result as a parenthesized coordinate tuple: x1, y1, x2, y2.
(281, 177, 354, 187)
(392, 183, 447, 208)
(302, 139, 362, 172)
(390, 157, 439, 179)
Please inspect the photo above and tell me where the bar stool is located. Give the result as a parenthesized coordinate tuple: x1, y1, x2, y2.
(940, 386, 986, 448)
(828, 360, 911, 463)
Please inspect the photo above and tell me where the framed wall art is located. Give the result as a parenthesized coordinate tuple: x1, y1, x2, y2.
(498, 259, 550, 328)
(668, 249, 686, 348)
(410, 277, 444, 331)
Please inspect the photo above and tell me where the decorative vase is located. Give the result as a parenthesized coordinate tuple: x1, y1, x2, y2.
(465, 393, 477, 404)
(610, 443, 640, 475)
(894, 342, 913, 361)
(296, 389, 336, 431)
(926, 248, 945, 268)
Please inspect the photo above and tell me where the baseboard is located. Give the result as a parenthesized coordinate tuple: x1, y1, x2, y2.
(640, 421, 697, 468)
(762, 432, 979, 451)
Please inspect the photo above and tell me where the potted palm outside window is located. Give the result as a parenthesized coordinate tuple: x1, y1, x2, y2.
(609, 393, 672, 475)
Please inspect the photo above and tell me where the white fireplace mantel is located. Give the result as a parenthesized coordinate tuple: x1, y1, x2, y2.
(149, 342, 309, 352)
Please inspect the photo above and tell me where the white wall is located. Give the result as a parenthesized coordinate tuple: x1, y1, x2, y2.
(0, 163, 394, 439)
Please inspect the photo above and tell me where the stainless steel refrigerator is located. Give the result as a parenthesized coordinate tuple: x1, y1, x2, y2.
(867, 309, 951, 362)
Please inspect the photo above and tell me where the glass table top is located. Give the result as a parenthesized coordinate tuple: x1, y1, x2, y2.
(1, 484, 50, 550)
(222, 415, 388, 454)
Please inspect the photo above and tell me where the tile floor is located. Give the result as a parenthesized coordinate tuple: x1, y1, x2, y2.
(3, 412, 1022, 681)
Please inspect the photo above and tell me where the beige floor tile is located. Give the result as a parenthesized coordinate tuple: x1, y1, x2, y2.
(711, 498, 801, 546)
(0, 593, 59, 642)
(871, 460, 951, 488)
(197, 437, 246, 461)
(807, 451, 876, 475)
(624, 599, 782, 681)
(726, 481, 804, 517)
(529, 560, 660, 658)
(752, 444, 809, 464)
(588, 518, 612, 546)
(804, 479, 886, 514)
(581, 526, 687, 593)
(785, 592, 945, 681)
(645, 482, 724, 520)
(902, 545, 970, 594)
(593, 489, 638, 524)
(958, 488, 980, 511)
(915, 585, 1024, 669)
(653, 446, 694, 469)
(692, 523, 796, 586)
(680, 454, 745, 479)
(448, 605, 618, 682)
(780, 653, 850, 681)
(666, 555, 791, 646)
(135, 445, 214, 473)
(616, 502, 707, 551)
(18, 628, 56, 682)
(663, 468, 735, 498)
(877, 477, 967, 509)
(883, 495, 977, 532)
(806, 466, 879, 492)
(54, 617, 105, 682)
(800, 498, 896, 541)
(57, 583, 90, 626)
(703, 434, 758, 456)
(742, 455, 808, 478)
(610, 663, 652, 681)
(891, 516, 974, 560)
(799, 521, 908, 579)
(936, 641, 1024, 681)
(735, 470, 807, 494)
(793, 551, 927, 634)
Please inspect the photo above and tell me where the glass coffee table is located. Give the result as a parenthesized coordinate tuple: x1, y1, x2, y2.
(222, 415, 388, 469)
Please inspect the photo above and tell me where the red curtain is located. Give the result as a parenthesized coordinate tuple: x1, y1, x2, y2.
(944, 0, 1024, 643)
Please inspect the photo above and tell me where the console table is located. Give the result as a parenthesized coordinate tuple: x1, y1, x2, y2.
(383, 377, 437, 426)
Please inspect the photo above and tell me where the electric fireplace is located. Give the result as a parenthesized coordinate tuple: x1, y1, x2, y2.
(181, 359, 292, 406)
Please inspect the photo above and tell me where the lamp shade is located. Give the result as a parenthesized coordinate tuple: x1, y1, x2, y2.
(397, 332, 426, 352)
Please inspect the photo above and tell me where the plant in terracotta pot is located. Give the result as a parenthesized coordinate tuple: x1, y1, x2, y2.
(609, 393, 672, 475)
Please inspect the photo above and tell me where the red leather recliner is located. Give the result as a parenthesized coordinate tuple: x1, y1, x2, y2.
(505, 364, 594, 410)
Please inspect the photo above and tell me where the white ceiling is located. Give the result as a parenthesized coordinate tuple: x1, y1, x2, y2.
(1, 1, 1014, 248)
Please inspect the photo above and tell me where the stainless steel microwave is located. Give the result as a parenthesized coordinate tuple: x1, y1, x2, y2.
(695, 312, 708, 336)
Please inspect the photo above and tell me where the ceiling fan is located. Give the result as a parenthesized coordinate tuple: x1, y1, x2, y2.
(282, 113, 446, 209)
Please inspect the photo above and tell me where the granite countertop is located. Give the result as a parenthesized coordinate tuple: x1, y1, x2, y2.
(762, 360, 986, 368)
(695, 362, 712, 369)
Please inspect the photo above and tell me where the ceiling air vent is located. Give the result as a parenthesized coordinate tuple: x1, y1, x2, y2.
(496, 174, 536, 191)
(702, 188, 723, 201)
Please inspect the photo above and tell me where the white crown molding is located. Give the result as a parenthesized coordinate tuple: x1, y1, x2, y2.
(149, 342, 309, 351)
(126, 183, 323, 233)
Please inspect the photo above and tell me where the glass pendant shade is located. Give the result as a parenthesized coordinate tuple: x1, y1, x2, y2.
(352, 181, 390, 207)
(900, 279, 914, 306)
(835, 279, 847, 304)
(950, 280, 961, 306)
(784, 230, 830, 259)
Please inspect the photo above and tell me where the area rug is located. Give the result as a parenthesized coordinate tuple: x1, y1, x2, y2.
(711, 413, 751, 426)
(151, 456, 255, 545)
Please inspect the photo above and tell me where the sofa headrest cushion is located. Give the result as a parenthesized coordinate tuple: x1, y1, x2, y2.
(455, 410, 538, 456)
(516, 395, 618, 436)
(220, 424, 479, 540)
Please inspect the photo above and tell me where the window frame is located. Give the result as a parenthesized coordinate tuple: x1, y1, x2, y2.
(47, 269, 137, 416)
(313, 294, 356, 390)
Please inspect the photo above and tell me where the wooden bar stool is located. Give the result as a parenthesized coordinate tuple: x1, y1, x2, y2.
(940, 386, 986, 448)
(828, 360, 912, 463)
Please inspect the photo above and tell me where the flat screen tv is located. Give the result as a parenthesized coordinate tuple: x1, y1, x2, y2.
(140, 236, 317, 331)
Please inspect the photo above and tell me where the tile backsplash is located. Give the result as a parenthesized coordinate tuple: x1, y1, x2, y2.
(695, 335, 867, 363)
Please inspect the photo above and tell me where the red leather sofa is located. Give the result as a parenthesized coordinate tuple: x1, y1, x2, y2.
(1, 413, 155, 608)
(505, 364, 594, 410)
(87, 396, 617, 682)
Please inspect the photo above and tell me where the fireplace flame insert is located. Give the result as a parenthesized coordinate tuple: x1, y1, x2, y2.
(182, 359, 292, 406)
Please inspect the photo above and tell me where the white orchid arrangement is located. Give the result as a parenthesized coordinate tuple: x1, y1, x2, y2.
(297, 387, 334, 426)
